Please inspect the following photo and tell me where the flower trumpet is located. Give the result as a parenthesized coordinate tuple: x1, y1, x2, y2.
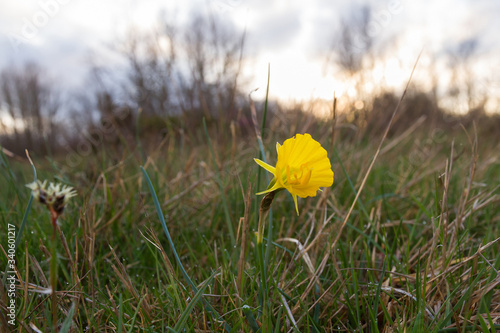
(255, 133, 334, 215)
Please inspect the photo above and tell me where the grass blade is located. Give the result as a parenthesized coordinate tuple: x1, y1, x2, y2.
(243, 305, 260, 332)
(15, 150, 37, 249)
(117, 293, 123, 333)
(59, 302, 76, 333)
(172, 269, 219, 332)
(261, 65, 274, 270)
(202, 118, 236, 245)
(126, 295, 146, 333)
(140, 166, 231, 332)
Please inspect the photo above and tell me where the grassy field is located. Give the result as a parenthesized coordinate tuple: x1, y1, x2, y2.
(1, 104, 500, 332)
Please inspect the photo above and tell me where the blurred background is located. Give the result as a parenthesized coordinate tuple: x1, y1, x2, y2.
(1, 0, 499, 158)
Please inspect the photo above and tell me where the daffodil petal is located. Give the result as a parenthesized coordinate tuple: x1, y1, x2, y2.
(256, 181, 282, 195)
(254, 133, 334, 215)
(292, 193, 299, 215)
(254, 158, 276, 174)
(266, 177, 277, 191)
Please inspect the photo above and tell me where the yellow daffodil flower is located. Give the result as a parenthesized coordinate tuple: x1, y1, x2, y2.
(254, 133, 334, 215)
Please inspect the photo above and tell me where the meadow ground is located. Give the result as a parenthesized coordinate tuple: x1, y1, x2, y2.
(1, 106, 500, 332)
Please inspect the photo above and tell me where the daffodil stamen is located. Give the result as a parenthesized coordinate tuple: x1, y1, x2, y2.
(300, 166, 312, 185)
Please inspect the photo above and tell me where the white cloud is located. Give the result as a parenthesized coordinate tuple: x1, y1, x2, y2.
(0, 0, 499, 104)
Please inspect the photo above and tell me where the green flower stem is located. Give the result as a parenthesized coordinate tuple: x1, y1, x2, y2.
(50, 212, 58, 332)
(257, 191, 275, 328)
(256, 242, 267, 323)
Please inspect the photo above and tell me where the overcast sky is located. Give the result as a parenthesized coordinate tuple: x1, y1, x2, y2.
(1, 0, 499, 105)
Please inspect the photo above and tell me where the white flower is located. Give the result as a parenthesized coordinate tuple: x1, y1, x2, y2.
(26, 180, 77, 215)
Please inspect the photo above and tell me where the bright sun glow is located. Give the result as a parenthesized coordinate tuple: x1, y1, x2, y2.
(249, 51, 347, 103)
(0, 112, 24, 135)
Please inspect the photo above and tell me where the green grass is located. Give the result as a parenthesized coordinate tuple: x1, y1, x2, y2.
(1, 112, 500, 332)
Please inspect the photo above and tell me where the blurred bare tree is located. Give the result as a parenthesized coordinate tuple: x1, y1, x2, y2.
(122, 27, 177, 117)
(446, 37, 486, 113)
(183, 14, 246, 122)
(121, 13, 246, 133)
(0, 63, 61, 155)
(326, 4, 377, 95)
(323, 4, 381, 139)
(333, 5, 374, 75)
